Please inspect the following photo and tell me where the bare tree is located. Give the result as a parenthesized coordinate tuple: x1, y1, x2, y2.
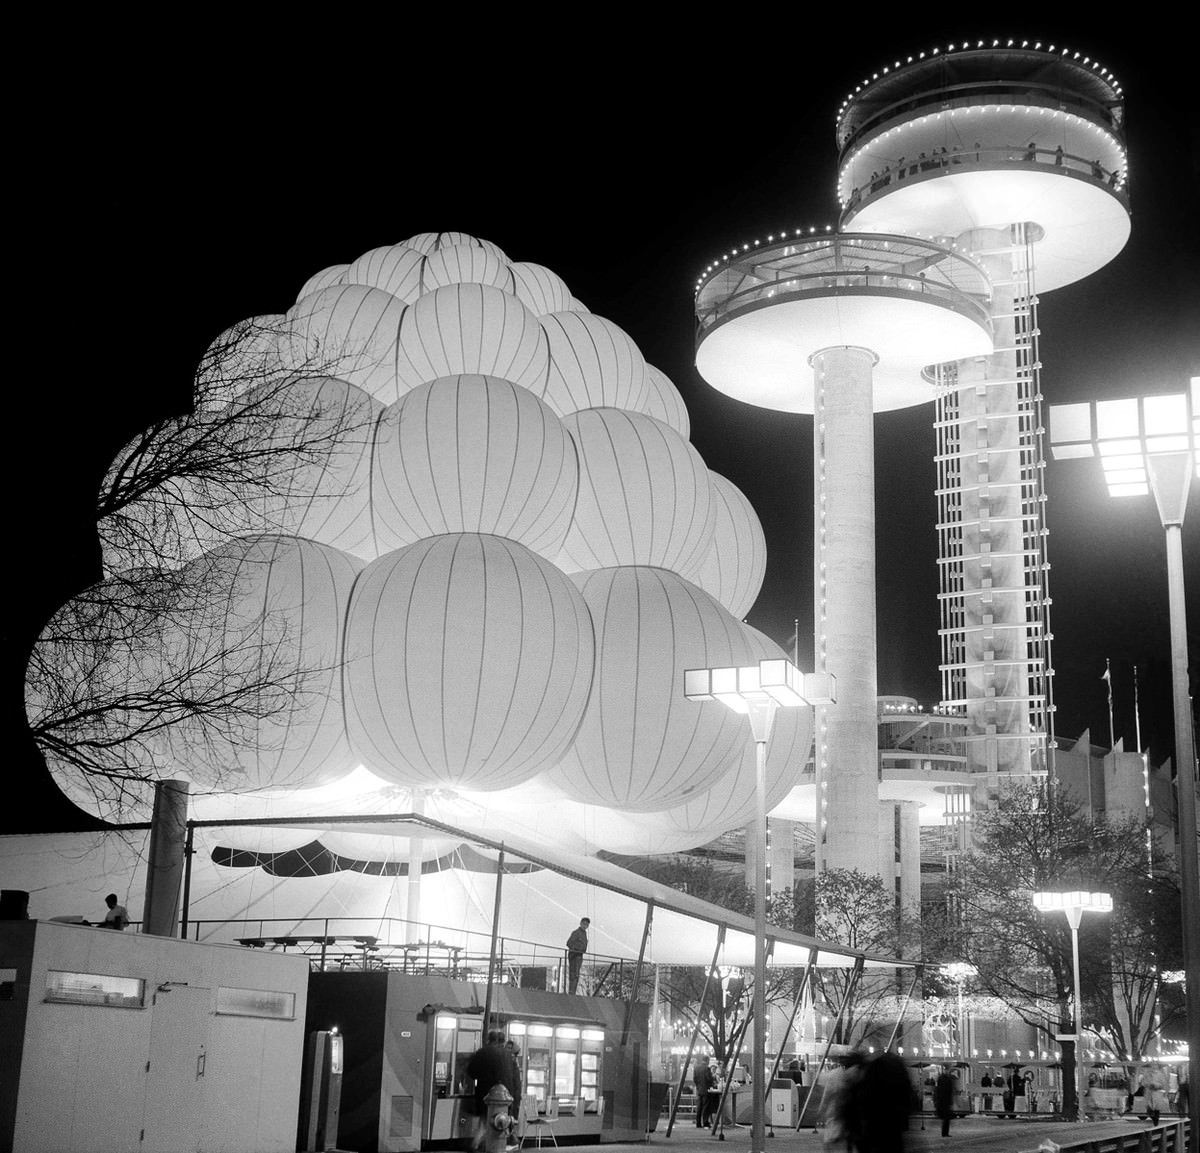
(949, 779, 1179, 1119)
(24, 317, 372, 821)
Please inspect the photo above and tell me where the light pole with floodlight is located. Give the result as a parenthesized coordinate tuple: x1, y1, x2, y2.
(942, 962, 976, 1059)
(1033, 890, 1113, 1121)
(1049, 383, 1198, 1138)
(685, 658, 835, 1153)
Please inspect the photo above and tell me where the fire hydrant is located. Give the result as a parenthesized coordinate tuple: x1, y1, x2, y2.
(484, 1084, 514, 1153)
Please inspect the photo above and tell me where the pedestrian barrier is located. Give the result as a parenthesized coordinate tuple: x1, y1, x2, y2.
(1029, 1118, 1188, 1153)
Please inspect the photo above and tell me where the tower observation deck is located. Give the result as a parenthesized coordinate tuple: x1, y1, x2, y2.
(838, 40, 1130, 788)
(694, 231, 992, 876)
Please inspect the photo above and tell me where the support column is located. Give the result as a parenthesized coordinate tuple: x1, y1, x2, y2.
(142, 779, 189, 937)
(812, 345, 881, 877)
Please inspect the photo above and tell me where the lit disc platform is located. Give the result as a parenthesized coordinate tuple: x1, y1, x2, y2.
(694, 233, 993, 414)
(843, 166, 1130, 293)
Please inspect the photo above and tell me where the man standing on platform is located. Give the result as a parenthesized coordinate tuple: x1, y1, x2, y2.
(566, 917, 589, 994)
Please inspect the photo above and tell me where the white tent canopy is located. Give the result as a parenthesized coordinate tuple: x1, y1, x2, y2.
(0, 816, 907, 970)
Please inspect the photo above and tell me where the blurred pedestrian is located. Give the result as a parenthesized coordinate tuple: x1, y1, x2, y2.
(933, 1068, 956, 1137)
(692, 1057, 715, 1128)
(820, 1052, 864, 1150)
(857, 1051, 912, 1153)
(465, 1030, 520, 1150)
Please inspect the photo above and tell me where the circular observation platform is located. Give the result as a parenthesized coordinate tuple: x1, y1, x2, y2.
(771, 697, 974, 827)
(694, 232, 992, 414)
(835, 45, 1129, 291)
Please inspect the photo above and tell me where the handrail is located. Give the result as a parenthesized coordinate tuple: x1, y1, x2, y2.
(697, 270, 989, 335)
(841, 147, 1126, 216)
(1021, 1118, 1189, 1153)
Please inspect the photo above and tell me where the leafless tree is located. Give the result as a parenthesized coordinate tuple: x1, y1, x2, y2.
(24, 317, 372, 821)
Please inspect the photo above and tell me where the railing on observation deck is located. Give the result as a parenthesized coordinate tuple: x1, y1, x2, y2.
(177, 913, 645, 995)
(695, 234, 991, 337)
(841, 146, 1127, 216)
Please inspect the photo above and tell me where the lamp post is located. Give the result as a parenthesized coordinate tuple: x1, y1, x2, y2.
(1049, 384, 1198, 1138)
(685, 658, 834, 1153)
(1033, 890, 1113, 1120)
(942, 962, 976, 1059)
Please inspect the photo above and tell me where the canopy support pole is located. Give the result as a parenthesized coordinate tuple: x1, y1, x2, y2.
(885, 966, 922, 1052)
(796, 956, 865, 1131)
(621, 900, 654, 1047)
(482, 845, 505, 1033)
(765, 946, 819, 1085)
(666, 924, 725, 1137)
(179, 820, 196, 940)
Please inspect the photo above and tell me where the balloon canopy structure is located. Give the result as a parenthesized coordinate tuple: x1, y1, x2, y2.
(26, 231, 808, 859)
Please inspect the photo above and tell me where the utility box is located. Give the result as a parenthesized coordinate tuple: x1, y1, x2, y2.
(769, 1079, 800, 1127)
(0, 920, 309, 1153)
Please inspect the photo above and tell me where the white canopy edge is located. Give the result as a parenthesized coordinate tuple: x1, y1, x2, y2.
(0, 816, 910, 970)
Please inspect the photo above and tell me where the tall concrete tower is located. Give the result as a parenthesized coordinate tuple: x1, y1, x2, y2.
(693, 233, 992, 874)
(835, 40, 1130, 803)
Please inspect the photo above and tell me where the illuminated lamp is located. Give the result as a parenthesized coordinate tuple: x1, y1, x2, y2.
(639, 364, 692, 438)
(509, 262, 576, 317)
(421, 242, 516, 294)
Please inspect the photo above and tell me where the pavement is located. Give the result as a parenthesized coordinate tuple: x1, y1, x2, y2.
(625, 1112, 1190, 1153)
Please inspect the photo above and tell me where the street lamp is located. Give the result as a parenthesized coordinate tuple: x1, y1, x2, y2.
(1032, 890, 1113, 1120)
(1049, 382, 1198, 1136)
(685, 658, 834, 1153)
(942, 962, 977, 1059)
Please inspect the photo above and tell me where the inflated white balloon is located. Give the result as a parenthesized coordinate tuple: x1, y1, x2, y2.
(546, 566, 756, 811)
(162, 535, 362, 792)
(638, 364, 691, 438)
(296, 264, 349, 302)
(422, 243, 515, 294)
(539, 311, 649, 416)
(26, 570, 181, 823)
(343, 244, 425, 303)
(279, 284, 406, 401)
(240, 377, 384, 560)
(344, 534, 594, 792)
(509, 262, 574, 317)
(193, 314, 289, 413)
(692, 472, 768, 620)
(393, 284, 550, 397)
(400, 232, 510, 263)
(556, 409, 715, 579)
(372, 375, 577, 559)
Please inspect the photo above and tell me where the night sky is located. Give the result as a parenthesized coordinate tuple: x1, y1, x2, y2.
(7, 21, 1197, 834)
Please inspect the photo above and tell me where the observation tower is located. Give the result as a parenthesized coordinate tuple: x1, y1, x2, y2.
(694, 232, 992, 874)
(836, 39, 1130, 790)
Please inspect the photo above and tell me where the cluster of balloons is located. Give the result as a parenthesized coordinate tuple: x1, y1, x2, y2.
(30, 232, 811, 856)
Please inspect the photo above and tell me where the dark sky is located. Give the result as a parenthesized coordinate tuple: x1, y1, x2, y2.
(8, 21, 1197, 834)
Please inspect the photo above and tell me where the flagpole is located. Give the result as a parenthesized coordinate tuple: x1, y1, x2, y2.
(1102, 658, 1115, 752)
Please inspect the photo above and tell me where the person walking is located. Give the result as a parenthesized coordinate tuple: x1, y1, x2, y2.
(565, 917, 589, 994)
(933, 1067, 956, 1138)
(692, 1057, 715, 1128)
(1139, 1064, 1168, 1125)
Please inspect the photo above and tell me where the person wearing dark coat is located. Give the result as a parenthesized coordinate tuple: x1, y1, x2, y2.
(933, 1069, 956, 1137)
(857, 1051, 912, 1153)
(466, 1031, 521, 1150)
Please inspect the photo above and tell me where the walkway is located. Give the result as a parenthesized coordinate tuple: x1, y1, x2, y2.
(632, 1113, 1187, 1153)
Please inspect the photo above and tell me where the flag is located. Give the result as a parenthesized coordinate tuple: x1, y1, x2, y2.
(1101, 659, 1115, 751)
